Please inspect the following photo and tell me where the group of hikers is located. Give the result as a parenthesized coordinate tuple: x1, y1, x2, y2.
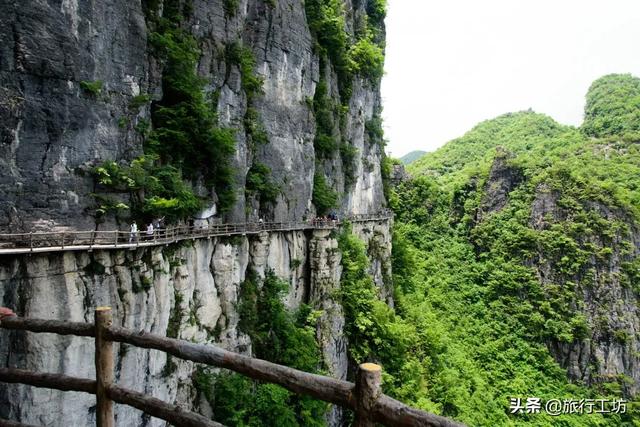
(124, 212, 343, 244)
(128, 217, 165, 243)
(312, 212, 339, 223)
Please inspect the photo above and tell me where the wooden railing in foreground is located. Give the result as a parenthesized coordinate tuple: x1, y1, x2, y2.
(0, 308, 465, 427)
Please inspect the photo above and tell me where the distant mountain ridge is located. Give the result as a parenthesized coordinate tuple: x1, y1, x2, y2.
(399, 150, 426, 164)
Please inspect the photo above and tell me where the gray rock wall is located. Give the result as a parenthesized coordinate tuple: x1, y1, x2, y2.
(0, 0, 148, 231)
(0, 0, 386, 231)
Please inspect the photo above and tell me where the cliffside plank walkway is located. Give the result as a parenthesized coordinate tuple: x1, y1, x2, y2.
(0, 212, 393, 255)
(0, 308, 465, 427)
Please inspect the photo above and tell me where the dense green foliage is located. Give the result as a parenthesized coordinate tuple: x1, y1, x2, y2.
(337, 227, 413, 372)
(146, 5, 236, 213)
(366, 0, 387, 26)
(583, 74, 640, 138)
(382, 77, 640, 425)
(305, 0, 352, 101)
(305, 0, 386, 100)
(312, 78, 341, 158)
(238, 270, 322, 370)
(245, 162, 280, 205)
(196, 270, 327, 426)
(310, 69, 358, 194)
(409, 111, 568, 187)
(305, 0, 387, 210)
(348, 35, 385, 81)
(92, 156, 201, 222)
(312, 170, 338, 215)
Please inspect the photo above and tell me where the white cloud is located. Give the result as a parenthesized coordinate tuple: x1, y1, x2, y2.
(381, 0, 640, 157)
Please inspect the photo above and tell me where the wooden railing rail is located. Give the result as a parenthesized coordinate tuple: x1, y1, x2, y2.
(0, 368, 222, 427)
(106, 324, 356, 408)
(0, 308, 464, 427)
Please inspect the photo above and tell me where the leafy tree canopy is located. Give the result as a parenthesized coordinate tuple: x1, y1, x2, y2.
(583, 73, 640, 138)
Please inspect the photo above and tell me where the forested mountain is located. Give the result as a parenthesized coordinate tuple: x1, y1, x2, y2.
(399, 150, 426, 164)
(381, 74, 640, 425)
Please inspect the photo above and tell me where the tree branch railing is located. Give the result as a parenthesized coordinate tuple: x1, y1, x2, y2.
(0, 308, 465, 427)
(0, 211, 394, 255)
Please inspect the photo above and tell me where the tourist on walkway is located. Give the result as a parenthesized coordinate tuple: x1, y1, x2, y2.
(129, 222, 138, 243)
(146, 223, 154, 240)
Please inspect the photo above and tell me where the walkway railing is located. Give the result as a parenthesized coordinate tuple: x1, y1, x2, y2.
(0, 308, 464, 427)
(0, 211, 393, 255)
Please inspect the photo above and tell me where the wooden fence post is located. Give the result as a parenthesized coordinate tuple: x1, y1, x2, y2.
(354, 363, 382, 427)
(95, 307, 114, 427)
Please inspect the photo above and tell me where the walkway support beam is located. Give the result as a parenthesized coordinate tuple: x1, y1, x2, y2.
(95, 307, 114, 427)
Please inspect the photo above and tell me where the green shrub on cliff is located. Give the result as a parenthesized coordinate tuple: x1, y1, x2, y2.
(92, 0, 237, 222)
(246, 162, 280, 205)
(305, 0, 352, 101)
(366, 0, 387, 26)
(223, 0, 239, 17)
(312, 170, 338, 215)
(92, 156, 202, 221)
(94, 0, 240, 221)
(337, 227, 412, 369)
(79, 80, 103, 96)
(312, 78, 340, 158)
(348, 35, 385, 81)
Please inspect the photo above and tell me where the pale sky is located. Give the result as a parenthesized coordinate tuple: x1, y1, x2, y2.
(381, 0, 640, 157)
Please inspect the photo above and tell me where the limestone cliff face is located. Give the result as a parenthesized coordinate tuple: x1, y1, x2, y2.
(478, 154, 640, 396)
(0, 0, 386, 231)
(530, 186, 640, 395)
(0, 220, 393, 425)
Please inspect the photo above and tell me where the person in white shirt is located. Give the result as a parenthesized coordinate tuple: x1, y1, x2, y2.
(146, 223, 154, 240)
(129, 222, 138, 243)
